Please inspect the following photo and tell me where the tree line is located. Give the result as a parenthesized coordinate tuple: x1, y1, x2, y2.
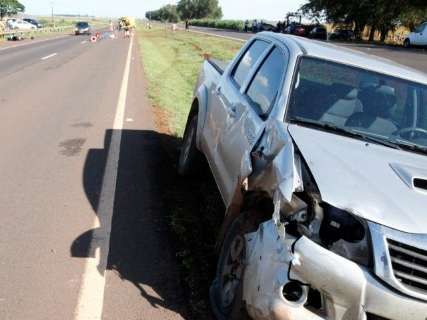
(0, 0, 25, 20)
(145, 0, 222, 23)
(302, 0, 427, 41)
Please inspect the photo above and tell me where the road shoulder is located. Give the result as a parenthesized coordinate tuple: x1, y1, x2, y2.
(101, 35, 187, 320)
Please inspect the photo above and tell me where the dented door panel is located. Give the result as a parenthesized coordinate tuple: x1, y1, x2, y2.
(216, 103, 266, 205)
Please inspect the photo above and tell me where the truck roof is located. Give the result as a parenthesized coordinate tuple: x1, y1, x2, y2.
(262, 32, 427, 85)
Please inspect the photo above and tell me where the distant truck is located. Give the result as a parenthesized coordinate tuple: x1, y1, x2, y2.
(119, 16, 136, 29)
(179, 31, 427, 320)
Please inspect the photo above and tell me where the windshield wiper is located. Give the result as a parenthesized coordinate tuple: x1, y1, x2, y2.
(289, 117, 401, 150)
(393, 139, 427, 155)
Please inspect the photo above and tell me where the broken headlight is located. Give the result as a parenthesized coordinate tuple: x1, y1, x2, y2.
(320, 204, 373, 268)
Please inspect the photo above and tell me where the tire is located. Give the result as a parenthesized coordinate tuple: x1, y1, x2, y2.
(210, 213, 254, 320)
(178, 114, 201, 176)
(404, 38, 411, 48)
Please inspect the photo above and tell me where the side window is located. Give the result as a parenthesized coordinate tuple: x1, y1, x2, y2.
(415, 23, 426, 33)
(420, 91, 427, 128)
(233, 40, 269, 88)
(246, 47, 286, 114)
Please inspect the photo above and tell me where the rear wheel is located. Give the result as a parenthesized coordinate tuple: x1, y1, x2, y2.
(178, 114, 201, 176)
(403, 38, 411, 48)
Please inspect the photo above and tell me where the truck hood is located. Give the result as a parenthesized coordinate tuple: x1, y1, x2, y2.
(288, 124, 427, 234)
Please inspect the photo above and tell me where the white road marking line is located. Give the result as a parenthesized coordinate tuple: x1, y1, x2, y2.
(188, 29, 246, 42)
(81, 40, 87, 44)
(41, 52, 57, 60)
(125, 117, 134, 122)
(73, 35, 134, 320)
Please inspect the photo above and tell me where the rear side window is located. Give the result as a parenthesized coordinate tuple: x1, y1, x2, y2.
(232, 40, 269, 88)
(246, 47, 286, 114)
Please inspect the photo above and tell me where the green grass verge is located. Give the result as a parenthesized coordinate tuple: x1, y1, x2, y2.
(36, 17, 109, 28)
(137, 24, 243, 318)
(191, 19, 245, 31)
(137, 24, 242, 136)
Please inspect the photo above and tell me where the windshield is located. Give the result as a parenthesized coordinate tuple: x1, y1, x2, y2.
(288, 57, 427, 151)
(76, 22, 89, 28)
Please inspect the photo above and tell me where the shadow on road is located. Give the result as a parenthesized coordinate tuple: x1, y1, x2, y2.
(71, 129, 189, 318)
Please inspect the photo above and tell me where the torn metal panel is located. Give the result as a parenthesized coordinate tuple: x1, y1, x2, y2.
(250, 120, 303, 203)
(243, 220, 427, 320)
(243, 220, 323, 320)
(290, 237, 367, 320)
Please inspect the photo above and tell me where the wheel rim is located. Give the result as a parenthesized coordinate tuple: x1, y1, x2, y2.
(220, 234, 245, 308)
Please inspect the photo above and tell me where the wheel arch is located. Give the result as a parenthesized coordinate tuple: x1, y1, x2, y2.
(193, 85, 209, 150)
(216, 189, 274, 251)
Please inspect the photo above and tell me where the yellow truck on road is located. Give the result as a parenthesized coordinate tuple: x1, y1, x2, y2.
(119, 17, 136, 29)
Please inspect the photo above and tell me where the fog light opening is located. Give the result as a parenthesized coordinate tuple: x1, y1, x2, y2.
(282, 281, 304, 302)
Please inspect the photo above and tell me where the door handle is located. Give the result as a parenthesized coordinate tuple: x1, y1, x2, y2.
(228, 105, 237, 117)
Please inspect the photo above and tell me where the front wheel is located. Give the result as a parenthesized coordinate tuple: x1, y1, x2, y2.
(403, 38, 411, 48)
(178, 114, 201, 176)
(210, 213, 253, 320)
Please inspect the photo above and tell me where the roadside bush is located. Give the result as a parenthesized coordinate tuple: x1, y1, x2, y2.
(191, 19, 245, 31)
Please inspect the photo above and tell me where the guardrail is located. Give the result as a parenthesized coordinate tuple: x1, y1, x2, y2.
(0, 26, 74, 40)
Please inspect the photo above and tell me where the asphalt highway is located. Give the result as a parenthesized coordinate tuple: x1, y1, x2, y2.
(0, 33, 184, 320)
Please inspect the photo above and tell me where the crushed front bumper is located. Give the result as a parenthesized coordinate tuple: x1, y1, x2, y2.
(243, 220, 427, 320)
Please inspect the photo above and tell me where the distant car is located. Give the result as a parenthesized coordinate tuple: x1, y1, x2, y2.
(284, 23, 306, 37)
(23, 18, 43, 28)
(404, 22, 427, 48)
(329, 29, 355, 41)
(75, 22, 91, 35)
(309, 26, 327, 40)
(7, 19, 37, 30)
(258, 22, 276, 32)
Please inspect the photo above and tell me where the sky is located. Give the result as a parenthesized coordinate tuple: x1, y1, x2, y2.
(20, 0, 307, 21)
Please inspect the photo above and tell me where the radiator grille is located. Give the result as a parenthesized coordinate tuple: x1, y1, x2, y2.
(388, 239, 427, 295)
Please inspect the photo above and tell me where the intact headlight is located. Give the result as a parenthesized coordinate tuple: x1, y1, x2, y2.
(320, 204, 373, 268)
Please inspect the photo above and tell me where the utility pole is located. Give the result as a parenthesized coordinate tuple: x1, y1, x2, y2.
(50, 1, 54, 27)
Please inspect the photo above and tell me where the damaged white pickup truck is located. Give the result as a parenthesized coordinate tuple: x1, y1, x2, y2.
(178, 32, 427, 320)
